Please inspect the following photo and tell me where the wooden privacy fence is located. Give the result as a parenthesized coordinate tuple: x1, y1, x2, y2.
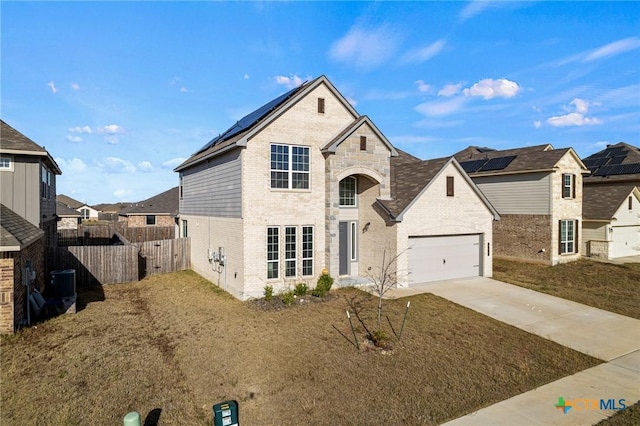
(47, 238, 190, 285)
(57, 224, 174, 246)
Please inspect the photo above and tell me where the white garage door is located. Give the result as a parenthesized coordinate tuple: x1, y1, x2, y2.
(611, 226, 640, 258)
(408, 234, 482, 285)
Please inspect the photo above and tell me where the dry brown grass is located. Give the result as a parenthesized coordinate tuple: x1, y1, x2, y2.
(1, 271, 600, 425)
(493, 259, 640, 319)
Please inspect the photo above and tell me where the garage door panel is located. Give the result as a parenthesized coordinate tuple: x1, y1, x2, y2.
(408, 234, 481, 285)
(611, 226, 640, 258)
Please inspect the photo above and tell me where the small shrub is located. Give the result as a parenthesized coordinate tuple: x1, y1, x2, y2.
(312, 274, 334, 297)
(369, 329, 390, 348)
(281, 290, 295, 306)
(264, 285, 273, 302)
(294, 283, 308, 296)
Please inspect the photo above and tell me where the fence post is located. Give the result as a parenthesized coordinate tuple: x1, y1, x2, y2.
(123, 411, 141, 426)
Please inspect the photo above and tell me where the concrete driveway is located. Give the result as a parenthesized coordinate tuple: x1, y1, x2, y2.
(387, 277, 640, 361)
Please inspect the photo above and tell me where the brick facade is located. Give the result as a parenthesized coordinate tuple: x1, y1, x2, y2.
(493, 214, 552, 264)
(0, 236, 45, 334)
(125, 215, 175, 228)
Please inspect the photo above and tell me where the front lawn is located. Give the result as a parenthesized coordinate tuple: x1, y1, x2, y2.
(1, 271, 600, 425)
(493, 259, 640, 319)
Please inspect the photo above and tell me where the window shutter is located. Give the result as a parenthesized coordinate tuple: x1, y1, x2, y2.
(572, 174, 576, 199)
(446, 176, 454, 197)
(558, 220, 562, 255)
(575, 219, 579, 254)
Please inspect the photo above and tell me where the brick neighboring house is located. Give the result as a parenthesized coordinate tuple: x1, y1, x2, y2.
(454, 144, 588, 265)
(1, 120, 62, 247)
(57, 194, 99, 221)
(581, 142, 640, 259)
(175, 75, 499, 300)
(119, 186, 179, 228)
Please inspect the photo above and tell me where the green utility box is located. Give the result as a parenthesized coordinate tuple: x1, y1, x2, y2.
(213, 400, 239, 426)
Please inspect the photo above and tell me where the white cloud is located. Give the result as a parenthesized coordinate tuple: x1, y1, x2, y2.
(69, 125, 92, 134)
(244, 73, 250, 80)
(458, 1, 500, 22)
(328, 24, 400, 69)
(534, 120, 542, 129)
(98, 124, 126, 135)
(403, 39, 446, 63)
(275, 74, 304, 90)
(71, 83, 80, 90)
(169, 76, 182, 86)
(97, 157, 136, 174)
(180, 87, 188, 93)
(546, 97, 602, 127)
(161, 157, 186, 169)
(547, 112, 602, 127)
(584, 37, 640, 62)
(66, 135, 83, 143)
(113, 189, 133, 199)
(138, 161, 153, 172)
(415, 80, 432, 93)
(48, 81, 57, 94)
(463, 78, 521, 99)
(56, 157, 87, 173)
(415, 96, 467, 117)
(438, 83, 463, 97)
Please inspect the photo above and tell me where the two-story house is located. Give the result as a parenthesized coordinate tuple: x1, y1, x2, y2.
(176, 76, 499, 300)
(581, 142, 640, 259)
(57, 194, 99, 221)
(453, 144, 588, 265)
(0, 119, 61, 333)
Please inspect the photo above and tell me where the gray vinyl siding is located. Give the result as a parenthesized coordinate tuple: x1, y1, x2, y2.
(582, 221, 607, 242)
(0, 156, 41, 226)
(180, 149, 242, 217)
(473, 172, 551, 215)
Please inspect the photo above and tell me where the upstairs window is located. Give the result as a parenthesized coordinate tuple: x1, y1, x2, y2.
(562, 174, 576, 199)
(446, 176, 454, 197)
(0, 156, 13, 171)
(339, 176, 357, 207)
(270, 144, 310, 190)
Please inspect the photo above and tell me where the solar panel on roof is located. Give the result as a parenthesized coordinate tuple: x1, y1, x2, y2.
(584, 157, 611, 168)
(194, 83, 306, 155)
(608, 156, 626, 165)
(460, 159, 487, 173)
(478, 155, 517, 172)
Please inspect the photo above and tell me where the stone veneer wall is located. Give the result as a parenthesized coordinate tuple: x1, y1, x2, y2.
(587, 240, 610, 259)
(493, 214, 552, 264)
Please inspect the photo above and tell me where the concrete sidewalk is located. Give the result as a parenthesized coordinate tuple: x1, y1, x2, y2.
(386, 277, 640, 425)
(387, 277, 640, 361)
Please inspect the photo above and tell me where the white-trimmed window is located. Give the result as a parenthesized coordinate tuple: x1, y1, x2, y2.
(339, 176, 357, 207)
(182, 220, 188, 238)
(270, 144, 310, 190)
(285, 226, 297, 278)
(80, 208, 90, 219)
(267, 227, 279, 279)
(0, 156, 13, 171)
(302, 226, 313, 276)
(559, 220, 576, 254)
(562, 174, 575, 199)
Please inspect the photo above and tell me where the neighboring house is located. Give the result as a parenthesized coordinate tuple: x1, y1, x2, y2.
(56, 201, 82, 230)
(581, 143, 640, 259)
(175, 75, 498, 300)
(57, 194, 99, 220)
(1, 120, 62, 247)
(118, 186, 179, 228)
(453, 144, 589, 265)
(0, 204, 45, 334)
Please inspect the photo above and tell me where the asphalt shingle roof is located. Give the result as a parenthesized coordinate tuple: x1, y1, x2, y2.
(583, 142, 640, 184)
(57, 194, 86, 209)
(583, 184, 638, 220)
(1, 120, 62, 174)
(0, 204, 45, 251)
(56, 201, 82, 217)
(120, 186, 179, 216)
(453, 144, 578, 175)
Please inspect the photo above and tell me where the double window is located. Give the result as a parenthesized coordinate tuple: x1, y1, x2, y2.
(559, 220, 578, 254)
(266, 225, 313, 279)
(339, 177, 357, 207)
(270, 144, 310, 190)
(80, 208, 90, 220)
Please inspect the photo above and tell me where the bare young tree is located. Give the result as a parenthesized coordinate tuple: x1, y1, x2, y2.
(365, 248, 406, 329)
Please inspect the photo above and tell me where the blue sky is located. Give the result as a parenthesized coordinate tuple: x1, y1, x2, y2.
(2, 1, 639, 205)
